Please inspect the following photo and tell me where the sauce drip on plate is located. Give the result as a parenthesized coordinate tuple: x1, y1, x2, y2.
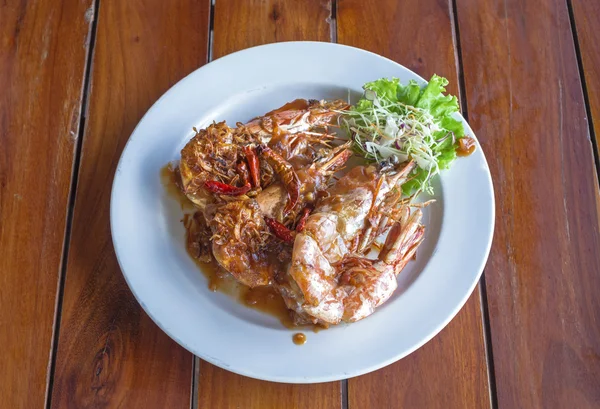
(456, 136, 476, 157)
(292, 333, 307, 345)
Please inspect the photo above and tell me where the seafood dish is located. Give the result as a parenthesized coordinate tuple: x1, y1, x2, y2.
(167, 75, 475, 327)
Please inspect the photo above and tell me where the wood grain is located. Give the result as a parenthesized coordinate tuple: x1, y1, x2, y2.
(0, 0, 93, 407)
(337, 1, 492, 407)
(571, 0, 600, 162)
(198, 363, 341, 409)
(212, 0, 332, 60)
(456, 0, 600, 407)
(347, 294, 490, 408)
(48, 0, 210, 407)
(197, 1, 341, 408)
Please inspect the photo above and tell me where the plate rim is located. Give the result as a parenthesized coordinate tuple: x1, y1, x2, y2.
(110, 41, 495, 383)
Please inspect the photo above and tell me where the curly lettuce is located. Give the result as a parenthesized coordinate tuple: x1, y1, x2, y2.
(340, 75, 465, 195)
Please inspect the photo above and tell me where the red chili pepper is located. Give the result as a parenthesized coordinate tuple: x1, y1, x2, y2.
(243, 146, 261, 188)
(204, 180, 251, 196)
(236, 161, 250, 186)
(295, 207, 312, 232)
(265, 217, 295, 243)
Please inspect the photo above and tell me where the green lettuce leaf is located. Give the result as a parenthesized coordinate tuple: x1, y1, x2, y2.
(395, 79, 421, 106)
(345, 75, 466, 196)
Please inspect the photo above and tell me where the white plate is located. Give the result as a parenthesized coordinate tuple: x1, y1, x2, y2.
(111, 42, 494, 383)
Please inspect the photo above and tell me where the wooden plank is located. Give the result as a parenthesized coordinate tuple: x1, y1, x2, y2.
(571, 0, 600, 161)
(197, 1, 341, 408)
(198, 364, 341, 409)
(347, 295, 490, 408)
(48, 0, 210, 407)
(337, 1, 492, 408)
(212, 0, 331, 60)
(0, 0, 93, 407)
(456, 0, 600, 407)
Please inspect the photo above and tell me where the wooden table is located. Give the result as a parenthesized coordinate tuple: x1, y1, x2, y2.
(2, 0, 599, 407)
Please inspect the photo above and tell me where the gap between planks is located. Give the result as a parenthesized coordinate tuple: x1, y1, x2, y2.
(207, 0, 215, 63)
(191, 0, 215, 406)
(190, 356, 200, 409)
(341, 379, 348, 409)
(44, 1, 101, 408)
(330, 0, 338, 43)
(449, 0, 498, 408)
(565, 0, 600, 180)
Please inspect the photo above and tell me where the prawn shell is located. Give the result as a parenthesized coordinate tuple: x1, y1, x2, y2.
(289, 234, 337, 306)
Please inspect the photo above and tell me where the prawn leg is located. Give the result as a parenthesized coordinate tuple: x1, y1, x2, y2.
(378, 208, 425, 274)
(355, 160, 417, 253)
(341, 209, 425, 322)
(258, 145, 300, 214)
(311, 141, 353, 175)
